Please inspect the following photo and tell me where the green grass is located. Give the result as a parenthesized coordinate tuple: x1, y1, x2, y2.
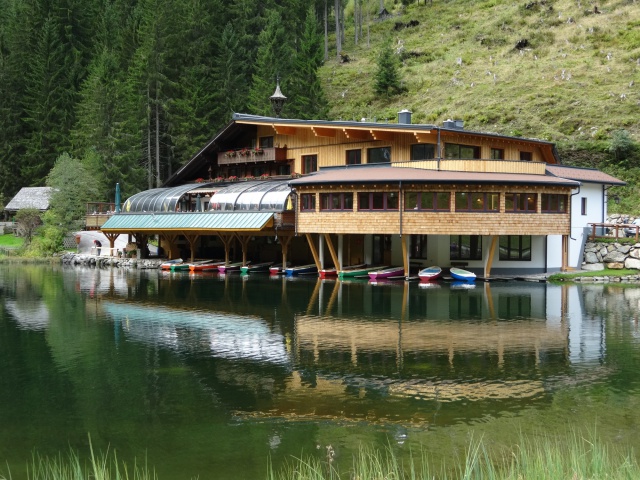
(320, 0, 640, 143)
(0, 438, 157, 480)
(268, 432, 640, 479)
(548, 268, 638, 281)
(0, 233, 23, 248)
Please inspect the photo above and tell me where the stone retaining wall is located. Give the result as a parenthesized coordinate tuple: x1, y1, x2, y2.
(582, 241, 640, 271)
(61, 253, 164, 269)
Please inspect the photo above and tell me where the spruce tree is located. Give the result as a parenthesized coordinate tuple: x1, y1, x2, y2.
(289, 7, 328, 120)
(374, 35, 402, 97)
(213, 24, 250, 122)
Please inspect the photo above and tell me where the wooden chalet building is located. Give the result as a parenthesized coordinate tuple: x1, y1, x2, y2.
(101, 111, 624, 276)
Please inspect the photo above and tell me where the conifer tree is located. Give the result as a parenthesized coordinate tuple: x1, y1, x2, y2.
(247, 9, 295, 116)
(213, 24, 250, 122)
(374, 35, 402, 97)
(289, 7, 328, 120)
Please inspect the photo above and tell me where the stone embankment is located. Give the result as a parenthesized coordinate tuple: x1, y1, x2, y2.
(61, 253, 163, 269)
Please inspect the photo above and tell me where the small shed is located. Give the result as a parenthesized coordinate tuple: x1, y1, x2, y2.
(5, 187, 55, 214)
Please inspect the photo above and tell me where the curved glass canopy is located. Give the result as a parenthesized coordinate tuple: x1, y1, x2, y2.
(123, 180, 293, 213)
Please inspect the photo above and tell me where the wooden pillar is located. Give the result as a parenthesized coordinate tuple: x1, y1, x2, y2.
(161, 233, 179, 260)
(484, 235, 498, 278)
(561, 234, 569, 272)
(218, 234, 234, 264)
(280, 235, 293, 268)
(235, 234, 251, 266)
(183, 233, 200, 263)
(103, 233, 119, 256)
(323, 234, 341, 271)
(401, 235, 409, 277)
(305, 233, 321, 271)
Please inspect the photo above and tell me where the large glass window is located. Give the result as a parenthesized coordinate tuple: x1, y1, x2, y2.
(499, 235, 531, 261)
(320, 192, 353, 211)
(445, 143, 480, 159)
(520, 151, 532, 161)
(541, 194, 567, 213)
(358, 192, 399, 211)
(505, 193, 537, 213)
(450, 235, 482, 260)
(367, 147, 391, 163)
(410, 144, 435, 160)
(455, 192, 499, 212)
(300, 193, 316, 211)
(302, 154, 317, 173)
(404, 192, 450, 211)
(346, 149, 362, 165)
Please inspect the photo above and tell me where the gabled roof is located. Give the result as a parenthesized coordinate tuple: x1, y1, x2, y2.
(289, 165, 580, 187)
(164, 113, 562, 186)
(546, 165, 626, 186)
(5, 187, 55, 212)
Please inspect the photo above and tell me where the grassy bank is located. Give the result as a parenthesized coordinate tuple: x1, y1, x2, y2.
(5, 433, 636, 479)
(548, 268, 638, 282)
(269, 433, 640, 480)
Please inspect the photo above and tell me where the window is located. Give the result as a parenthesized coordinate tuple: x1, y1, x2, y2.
(405, 192, 450, 211)
(358, 192, 399, 211)
(277, 164, 291, 176)
(367, 146, 391, 163)
(541, 194, 567, 213)
(491, 148, 504, 160)
(411, 144, 435, 161)
(300, 193, 316, 211)
(259, 136, 274, 148)
(450, 235, 482, 260)
(455, 192, 499, 212)
(302, 154, 317, 173)
(346, 149, 362, 165)
(499, 235, 531, 261)
(581, 197, 587, 215)
(320, 192, 353, 211)
(251, 166, 266, 177)
(412, 235, 428, 259)
(445, 143, 480, 159)
(520, 151, 532, 161)
(505, 193, 537, 213)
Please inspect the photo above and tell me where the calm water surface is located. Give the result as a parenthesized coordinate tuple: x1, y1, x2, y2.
(1, 265, 640, 478)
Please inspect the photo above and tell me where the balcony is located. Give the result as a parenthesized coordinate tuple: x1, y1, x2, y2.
(218, 147, 288, 165)
(85, 202, 116, 230)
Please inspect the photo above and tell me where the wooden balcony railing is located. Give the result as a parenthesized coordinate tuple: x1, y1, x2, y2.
(218, 147, 288, 165)
(588, 223, 639, 241)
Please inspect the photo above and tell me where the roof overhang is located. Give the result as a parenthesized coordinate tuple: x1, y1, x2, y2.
(101, 212, 275, 234)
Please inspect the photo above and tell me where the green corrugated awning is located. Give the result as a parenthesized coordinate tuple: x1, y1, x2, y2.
(101, 212, 274, 232)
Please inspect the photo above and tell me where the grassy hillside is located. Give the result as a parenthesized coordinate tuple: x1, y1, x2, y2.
(319, 0, 639, 144)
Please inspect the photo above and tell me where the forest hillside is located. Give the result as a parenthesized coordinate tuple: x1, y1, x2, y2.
(0, 0, 638, 212)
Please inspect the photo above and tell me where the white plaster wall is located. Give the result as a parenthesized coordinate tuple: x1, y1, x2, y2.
(569, 184, 605, 268)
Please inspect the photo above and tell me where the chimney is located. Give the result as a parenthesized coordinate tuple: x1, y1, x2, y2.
(397, 109, 412, 124)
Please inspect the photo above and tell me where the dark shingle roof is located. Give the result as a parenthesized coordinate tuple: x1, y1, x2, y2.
(5, 187, 55, 212)
(546, 165, 626, 185)
(289, 166, 580, 187)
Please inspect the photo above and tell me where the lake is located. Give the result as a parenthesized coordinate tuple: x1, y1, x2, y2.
(1, 265, 640, 478)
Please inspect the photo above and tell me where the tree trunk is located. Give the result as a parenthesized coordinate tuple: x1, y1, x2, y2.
(155, 86, 161, 188)
(334, 0, 341, 59)
(147, 85, 153, 190)
(324, 0, 328, 61)
(354, 0, 358, 45)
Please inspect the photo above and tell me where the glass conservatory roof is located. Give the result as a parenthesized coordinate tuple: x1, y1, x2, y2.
(122, 180, 292, 213)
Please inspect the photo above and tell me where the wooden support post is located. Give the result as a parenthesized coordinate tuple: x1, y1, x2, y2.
(484, 236, 498, 278)
(103, 233, 119, 256)
(161, 233, 179, 260)
(235, 234, 251, 266)
(561, 234, 569, 272)
(183, 233, 200, 262)
(305, 233, 321, 271)
(217, 234, 234, 264)
(323, 234, 341, 270)
(279, 235, 293, 269)
(401, 235, 409, 277)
